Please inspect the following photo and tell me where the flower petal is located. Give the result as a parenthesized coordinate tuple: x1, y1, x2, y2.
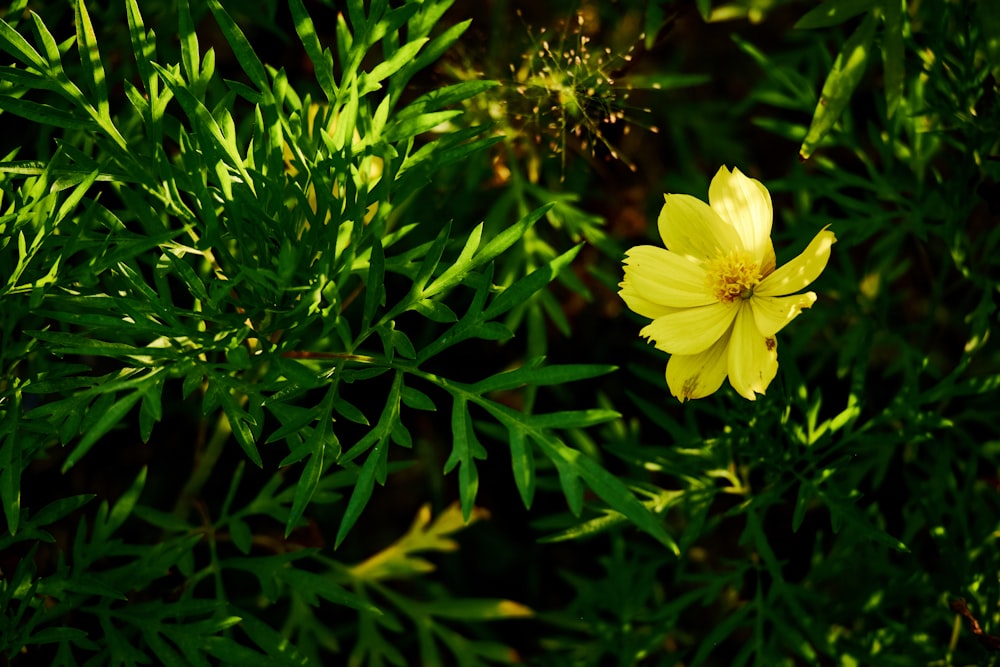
(750, 292, 817, 337)
(709, 166, 773, 265)
(658, 193, 743, 261)
(756, 227, 836, 297)
(620, 290, 680, 320)
(666, 334, 729, 402)
(620, 245, 716, 309)
(639, 302, 739, 355)
(727, 307, 778, 400)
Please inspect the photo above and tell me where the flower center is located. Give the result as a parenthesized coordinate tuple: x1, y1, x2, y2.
(704, 250, 761, 303)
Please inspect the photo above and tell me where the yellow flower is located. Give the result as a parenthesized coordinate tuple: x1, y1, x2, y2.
(619, 166, 836, 402)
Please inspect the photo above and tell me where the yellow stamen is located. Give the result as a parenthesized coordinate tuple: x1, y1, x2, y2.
(704, 251, 761, 303)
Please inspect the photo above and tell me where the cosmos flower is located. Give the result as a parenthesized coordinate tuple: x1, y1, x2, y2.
(619, 166, 836, 402)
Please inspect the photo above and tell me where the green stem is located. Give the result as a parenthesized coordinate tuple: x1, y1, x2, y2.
(171, 410, 233, 520)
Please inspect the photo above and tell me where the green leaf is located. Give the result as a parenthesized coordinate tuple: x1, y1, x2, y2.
(330, 81, 359, 151)
(391, 19, 470, 99)
(405, 0, 453, 38)
(731, 35, 815, 110)
(283, 388, 336, 536)
(238, 553, 378, 612)
(344, 0, 367, 50)
(0, 392, 24, 536)
(0, 435, 21, 535)
(54, 167, 99, 225)
(531, 429, 678, 554)
(792, 481, 812, 533)
(177, 0, 200, 86)
(528, 409, 621, 430)
(219, 612, 314, 665)
(350, 502, 486, 582)
(688, 603, 752, 666)
(55, 397, 90, 446)
(108, 466, 146, 535)
(461, 204, 551, 277)
(206, 0, 270, 97)
(410, 298, 457, 323)
(125, 0, 157, 96)
(335, 12, 354, 79)
(0, 96, 96, 131)
(466, 322, 512, 342)
(162, 250, 209, 303)
(370, 3, 422, 50)
(445, 396, 484, 520)
(540, 506, 639, 544)
(383, 109, 462, 144)
(410, 223, 451, 295)
(823, 488, 910, 552)
(26, 627, 90, 647)
(336, 438, 389, 549)
(412, 267, 493, 363)
(287, 439, 326, 537)
(0, 159, 122, 183)
(882, 0, 904, 119)
(508, 427, 534, 509)
(800, 12, 876, 159)
(980, 0, 1000, 75)
(395, 129, 503, 191)
(154, 65, 255, 192)
(138, 374, 165, 443)
(28, 330, 162, 359)
(401, 385, 436, 411)
(0, 65, 56, 91)
(335, 373, 403, 547)
(363, 236, 385, 328)
(423, 204, 553, 302)
(389, 328, 416, 359)
(289, 0, 338, 101)
(73, 0, 128, 151)
(74, 0, 110, 119)
(544, 438, 585, 515)
(0, 14, 47, 70)
(333, 396, 369, 425)
(485, 245, 581, 320)
(795, 0, 876, 28)
(134, 505, 191, 532)
(363, 37, 428, 90)
(390, 421, 411, 448)
(394, 81, 498, 123)
(28, 10, 66, 72)
(63, 390, 143, 473)
(696, 0, 712, 21)
(283, 567, 378, 612)
(96, 467, 147, 542)
(470, 363, 617, 395)
(32, 494, 94, 528)
(418, 598, 532, 621)
(228, 518, 253, 555)
(219, 391, 263, 468)
(422, 222, 482, 298)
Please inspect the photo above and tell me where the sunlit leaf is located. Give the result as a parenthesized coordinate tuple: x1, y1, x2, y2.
(800, 12, 876, 159)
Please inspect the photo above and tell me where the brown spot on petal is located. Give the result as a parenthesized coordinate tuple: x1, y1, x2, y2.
(765, 337, 776, 351)
(681, 375, 699, 401)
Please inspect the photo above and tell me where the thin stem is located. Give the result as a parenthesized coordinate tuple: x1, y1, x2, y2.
(171, 409, 233, 520)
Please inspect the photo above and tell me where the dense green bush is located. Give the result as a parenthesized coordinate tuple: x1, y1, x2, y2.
(1, 0, 999, 665)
